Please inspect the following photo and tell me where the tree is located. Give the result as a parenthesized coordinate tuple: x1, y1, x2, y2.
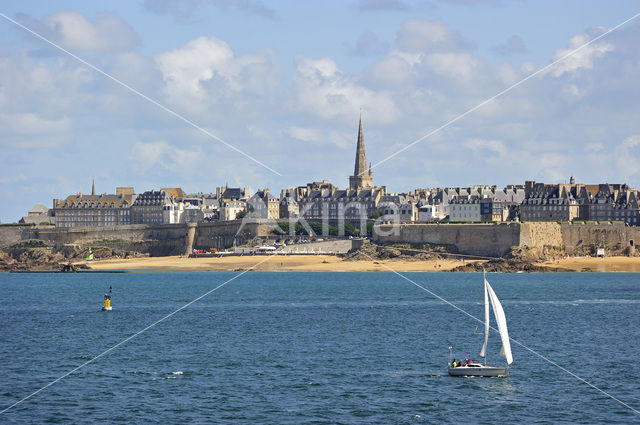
(369, 209, 382, 220)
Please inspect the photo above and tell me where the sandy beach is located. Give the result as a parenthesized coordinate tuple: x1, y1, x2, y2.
(538, 256, 640, 273)
(84, 254, 640, 273)
(86, 255, 476, 272)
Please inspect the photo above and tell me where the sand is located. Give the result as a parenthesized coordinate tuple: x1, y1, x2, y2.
(86, 255, 477, 272)
(85, 254, 640, 273)
(538, 256, 640, 273)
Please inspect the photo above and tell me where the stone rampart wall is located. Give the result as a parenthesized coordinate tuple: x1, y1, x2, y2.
(374, 222, 640, 257)
(559, 222, 640, 254)
(374, 223, 520, 257)
(519, 222, 563, 248)
(193, 220, 276, 250)
(4, 220, 638, 258)
(0, 226, 34, 247)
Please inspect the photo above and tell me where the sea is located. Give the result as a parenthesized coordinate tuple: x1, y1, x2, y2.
(0, 272, 639, 424)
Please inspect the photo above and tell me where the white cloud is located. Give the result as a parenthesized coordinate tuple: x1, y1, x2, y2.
(615, 135, 640, 180)
(0, 113, 70, 135)
(128, 141, 202, 173)
(0, 113, 71, 148)
(463, 138, 507, 157)
(424, 52, 482, 82)
(548, 28, 614, 77)
(285, 126, 350, 148)
(155, 36, 279, 113)
(38, 11, 139, 51)
(395, 19, 469, 53)
(291, 55, 399, 125)
(369, 53, 417, 86)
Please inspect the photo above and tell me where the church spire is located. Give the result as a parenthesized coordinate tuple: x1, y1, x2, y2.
(349, 115, 373, 189)
(354, 115, 367, 177)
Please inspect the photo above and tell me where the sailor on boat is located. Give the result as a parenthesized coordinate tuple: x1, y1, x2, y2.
(448, 271, 513, 377)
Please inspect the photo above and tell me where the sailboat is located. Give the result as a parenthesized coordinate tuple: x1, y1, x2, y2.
(448, 271, 513, 377)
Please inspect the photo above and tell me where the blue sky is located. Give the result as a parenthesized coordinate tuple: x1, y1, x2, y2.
(1, 0, 640, 222)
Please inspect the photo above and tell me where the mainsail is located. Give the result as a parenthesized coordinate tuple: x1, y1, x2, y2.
(486, 281, 513, 365)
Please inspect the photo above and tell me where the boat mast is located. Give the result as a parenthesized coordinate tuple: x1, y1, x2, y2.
(482, 269, 490, 366)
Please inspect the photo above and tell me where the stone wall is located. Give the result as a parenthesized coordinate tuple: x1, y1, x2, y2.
(193, 220, 276, 251)
(0, 220, 280, 255)
(374, 223, 520, 257)
(519, 222, 563, 248)
(373, 222, 640, 257)
(4, 220, 638, 258)
(0, 224, 190, 256)
(559, 222, 640, 254)
(0, 226, 34, 247)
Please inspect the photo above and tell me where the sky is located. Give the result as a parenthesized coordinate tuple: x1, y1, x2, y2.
(1, 0, 640, 222)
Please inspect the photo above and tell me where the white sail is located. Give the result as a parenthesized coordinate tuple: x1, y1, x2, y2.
(486, 281, 513, 365)
(479, 275, 490, 360)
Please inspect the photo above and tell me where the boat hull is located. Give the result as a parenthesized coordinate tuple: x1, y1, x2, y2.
(448, 366, 509, 377)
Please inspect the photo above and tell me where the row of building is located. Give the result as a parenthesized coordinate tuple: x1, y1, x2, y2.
(21, 117, 640, 227)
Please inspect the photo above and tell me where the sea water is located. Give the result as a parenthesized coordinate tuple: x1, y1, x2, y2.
(0, 272, 639, 424)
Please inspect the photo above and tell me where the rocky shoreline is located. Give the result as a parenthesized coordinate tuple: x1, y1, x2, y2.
(0, 240, 147, 272)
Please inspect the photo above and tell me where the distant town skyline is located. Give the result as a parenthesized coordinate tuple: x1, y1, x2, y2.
(2, 1, 640, 222)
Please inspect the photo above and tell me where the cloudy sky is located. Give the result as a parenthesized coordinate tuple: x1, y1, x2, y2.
(1, 0, 640, 222)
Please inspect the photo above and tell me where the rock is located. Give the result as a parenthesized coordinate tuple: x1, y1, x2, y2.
(448, 258, 569, 273)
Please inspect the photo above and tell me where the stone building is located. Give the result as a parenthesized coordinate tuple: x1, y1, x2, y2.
(220, 199, 247, 221)
(520, 183, 581, 221)
(449, 197, 482, 222)
(520, 179, 639, 224)
(417, 203, 448, 221)
(247, 189, 280, 219)
(378, 194, 417, 223)
(586, 184, 639, 225)
(279, 189, 299, 219)
(217, 185, 249, 221)
(20, 204, 54, 225)
(418, 185, 524, 222)
(131, 190, 174, 225)
(54, 186, 136, 228)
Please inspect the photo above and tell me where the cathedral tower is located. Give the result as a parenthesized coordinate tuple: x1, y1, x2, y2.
(349, 116, 373, 190)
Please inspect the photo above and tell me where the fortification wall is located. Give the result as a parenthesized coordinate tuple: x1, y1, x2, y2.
(0, 224, 190, 256)
(559, 222, 640, 254)
(519, 222, 563, 248)
(5, 220, 638, 258)
(193, 220, 276, 250)
(22, 224, 173, 244)
(0, 226, 35, 247)
(374, 223, 520, 257)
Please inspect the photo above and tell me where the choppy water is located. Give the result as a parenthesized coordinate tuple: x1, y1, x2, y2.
(1, 272, 639, 424)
